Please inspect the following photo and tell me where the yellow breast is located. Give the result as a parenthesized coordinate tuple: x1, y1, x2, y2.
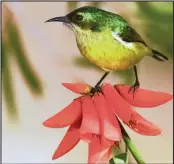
(75, 29, 150, 71)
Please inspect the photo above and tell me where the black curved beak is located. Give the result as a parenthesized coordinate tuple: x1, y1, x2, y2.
(45, 16, 70, 23)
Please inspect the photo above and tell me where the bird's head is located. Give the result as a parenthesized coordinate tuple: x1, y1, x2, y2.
(45, 6, 116, 32)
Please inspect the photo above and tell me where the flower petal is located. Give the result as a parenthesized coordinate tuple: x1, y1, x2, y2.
(81, 133, 93, 143)
(115, 84, 173, 108)
(102, 83, 133, 122)
(127, 111, 162, 136)
(52, 121, 81, 160)
(81, 135, 115, 145)
(80, 96, 100, 142)
(93, 93, 122, 141)
(99, 148, 112, 164)
(62, 83, 92, 94)
(88, 135, 113, 164)
(43, 98, 82, 128)
(101, 136, 115, 146)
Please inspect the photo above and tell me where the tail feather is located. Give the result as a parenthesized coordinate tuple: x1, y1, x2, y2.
(151, 49, 168, 62)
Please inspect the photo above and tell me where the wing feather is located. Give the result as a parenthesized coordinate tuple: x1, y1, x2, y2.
(111, 18, 147, 46)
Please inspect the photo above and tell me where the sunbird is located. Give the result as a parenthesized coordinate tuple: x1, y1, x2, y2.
(46, 6, 168, 94)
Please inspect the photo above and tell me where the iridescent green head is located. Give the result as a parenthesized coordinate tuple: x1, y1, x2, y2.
(66, 6, 108, 30)
(45, 6, 125, 32)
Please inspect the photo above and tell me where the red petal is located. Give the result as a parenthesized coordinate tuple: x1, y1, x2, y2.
(43, 98, 82, 128)
(127, 111, 162, 136)
(80, 96, 100, 142)
(98, 148, 112, 164)
(102, 83, 133, 122)
(81, 133, 93, 143)
(80, 135, 115, 145)
(88, 135, 113, 164)
(52, 121, 81, 160)
(93, 93, 122, 141)
(115, 84, 173, 108)
(101, 136, 115, 146)
(62, 83, 92, 94)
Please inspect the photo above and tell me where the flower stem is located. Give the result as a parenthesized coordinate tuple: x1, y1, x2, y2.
(119, 120, 146, 164)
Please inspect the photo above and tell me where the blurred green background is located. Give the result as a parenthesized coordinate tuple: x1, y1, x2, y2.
(2, 2, 173, 120)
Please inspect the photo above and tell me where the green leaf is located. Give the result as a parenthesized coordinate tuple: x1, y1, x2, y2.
(113, 153, 129, 164)
(7, 19, 43, 96)
(2, 41, 18, 118)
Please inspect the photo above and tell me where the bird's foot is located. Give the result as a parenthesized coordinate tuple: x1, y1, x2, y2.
(90, 85, 101, 95)
(128, 81, 140, 97)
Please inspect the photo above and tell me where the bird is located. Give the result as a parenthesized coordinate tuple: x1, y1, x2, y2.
(45, 6, 168, 94)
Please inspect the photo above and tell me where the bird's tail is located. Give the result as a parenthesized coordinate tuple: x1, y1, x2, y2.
(151, 49, 168, 62)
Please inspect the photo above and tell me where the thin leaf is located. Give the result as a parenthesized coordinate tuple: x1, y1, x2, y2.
(2, 41, 18, 118)
(113, 153, 128, 164)
(7, 18, 43, 95)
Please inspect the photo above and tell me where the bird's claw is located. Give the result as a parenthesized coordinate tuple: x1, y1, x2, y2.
(128, 81, 140, 97)
(90, 85, 101, 95)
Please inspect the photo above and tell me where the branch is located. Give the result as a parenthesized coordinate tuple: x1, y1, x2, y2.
(119, 119, 146, 164)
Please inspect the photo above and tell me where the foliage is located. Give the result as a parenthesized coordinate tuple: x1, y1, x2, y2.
(2, 5, 43, 119)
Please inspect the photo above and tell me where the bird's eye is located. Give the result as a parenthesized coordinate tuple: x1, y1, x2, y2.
(76, 14, 83, 21)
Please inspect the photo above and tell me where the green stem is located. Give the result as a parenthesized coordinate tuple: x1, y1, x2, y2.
(119, 120, 146, 164)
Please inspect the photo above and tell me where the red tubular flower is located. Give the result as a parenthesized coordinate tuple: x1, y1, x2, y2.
(43, 82, 172, 163)
(62, 83, 92, 94)
(93, 93, 122, 142)
(102, 84, 133, 123)
(43, 97, 82, 128)
(114, 84, 173, 108)
(52, 121, 81, 160)
(80, 96, 100, 142)
(126, 111, 162, 136)
(88, 135, 113, 164)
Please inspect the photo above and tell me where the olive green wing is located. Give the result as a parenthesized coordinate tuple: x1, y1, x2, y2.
(112, 21, 147, 46)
